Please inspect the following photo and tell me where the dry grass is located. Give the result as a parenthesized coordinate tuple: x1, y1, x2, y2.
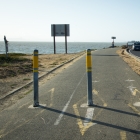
(116, 49, 140, 75)
(0, 52, 85, 99)
(0, 54, 32, 78)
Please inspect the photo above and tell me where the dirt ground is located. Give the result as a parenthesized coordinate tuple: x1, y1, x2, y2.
(0, 52, 85, 111)
(116, 49, 140, 75)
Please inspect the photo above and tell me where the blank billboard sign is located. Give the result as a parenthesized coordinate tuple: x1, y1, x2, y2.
(51, 24, 70, 36)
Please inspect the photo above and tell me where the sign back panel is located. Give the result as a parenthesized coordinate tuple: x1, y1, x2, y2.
(51, 24, 70, 36)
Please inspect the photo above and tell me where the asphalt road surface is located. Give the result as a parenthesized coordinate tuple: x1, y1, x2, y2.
(0, 48, 140, 140)
(130, 49, 140, 57)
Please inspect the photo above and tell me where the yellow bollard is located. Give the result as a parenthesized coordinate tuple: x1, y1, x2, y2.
(33, 50, 38, 72)
(86, 50, 92, 72)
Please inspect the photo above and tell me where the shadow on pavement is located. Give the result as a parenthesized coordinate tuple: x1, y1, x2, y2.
(38, 105, 140, 134)
(92, 105, 139, 117)
(92, 54, 119, 56)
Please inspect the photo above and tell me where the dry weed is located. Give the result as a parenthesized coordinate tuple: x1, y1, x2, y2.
(117, 49, 140, 75)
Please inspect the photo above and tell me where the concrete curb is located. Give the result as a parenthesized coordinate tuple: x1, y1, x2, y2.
(0, 52, 86, 101)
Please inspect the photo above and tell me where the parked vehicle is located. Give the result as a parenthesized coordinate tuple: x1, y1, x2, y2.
(127, 41, 135, 49)
(132, 42, 140, 51)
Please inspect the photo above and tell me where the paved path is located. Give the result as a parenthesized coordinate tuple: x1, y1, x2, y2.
(130, 49, 140, 57)
(0, 48, 140, 140)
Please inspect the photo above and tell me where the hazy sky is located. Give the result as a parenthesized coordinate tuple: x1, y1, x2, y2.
(0, 0, 140, 42)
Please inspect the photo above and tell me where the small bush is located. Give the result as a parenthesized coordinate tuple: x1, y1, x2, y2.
(0, 56, 30, 65)
(121, 45, 127, 49)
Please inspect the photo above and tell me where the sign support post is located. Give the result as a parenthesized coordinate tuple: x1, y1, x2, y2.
(53, 25, 56, 54)
(51, 24, 70, 54)
(65, 24, 67, 54)
(111, 36, 116, 48)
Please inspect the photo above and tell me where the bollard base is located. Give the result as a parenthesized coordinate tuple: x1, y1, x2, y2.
(33, 102, 39, 107)
(87, 101, 93, 106)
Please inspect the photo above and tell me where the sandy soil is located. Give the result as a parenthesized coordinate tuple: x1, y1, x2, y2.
(0, 52, 85, 111)
(117, 49, 140, 75)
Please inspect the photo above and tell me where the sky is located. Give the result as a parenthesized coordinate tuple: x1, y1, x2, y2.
(0, 0, 140, 42)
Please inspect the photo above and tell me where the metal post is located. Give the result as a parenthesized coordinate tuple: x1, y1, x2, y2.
(111, 36, 116, 48)
(65, 36, 67, 54)
(33, 50, 39, 107)
(4, 36, 8, 58)
(53, 25, 56, 54)
(5, 44, 8, 58)
(112, 39, 114, 48)
(86, 49, 93, 106)
(65, 24, 67, 54)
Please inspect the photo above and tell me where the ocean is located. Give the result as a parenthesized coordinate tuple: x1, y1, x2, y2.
(0, 42, 126, 54)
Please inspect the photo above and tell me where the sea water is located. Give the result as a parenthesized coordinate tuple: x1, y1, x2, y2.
(0, 42, 126, 54)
